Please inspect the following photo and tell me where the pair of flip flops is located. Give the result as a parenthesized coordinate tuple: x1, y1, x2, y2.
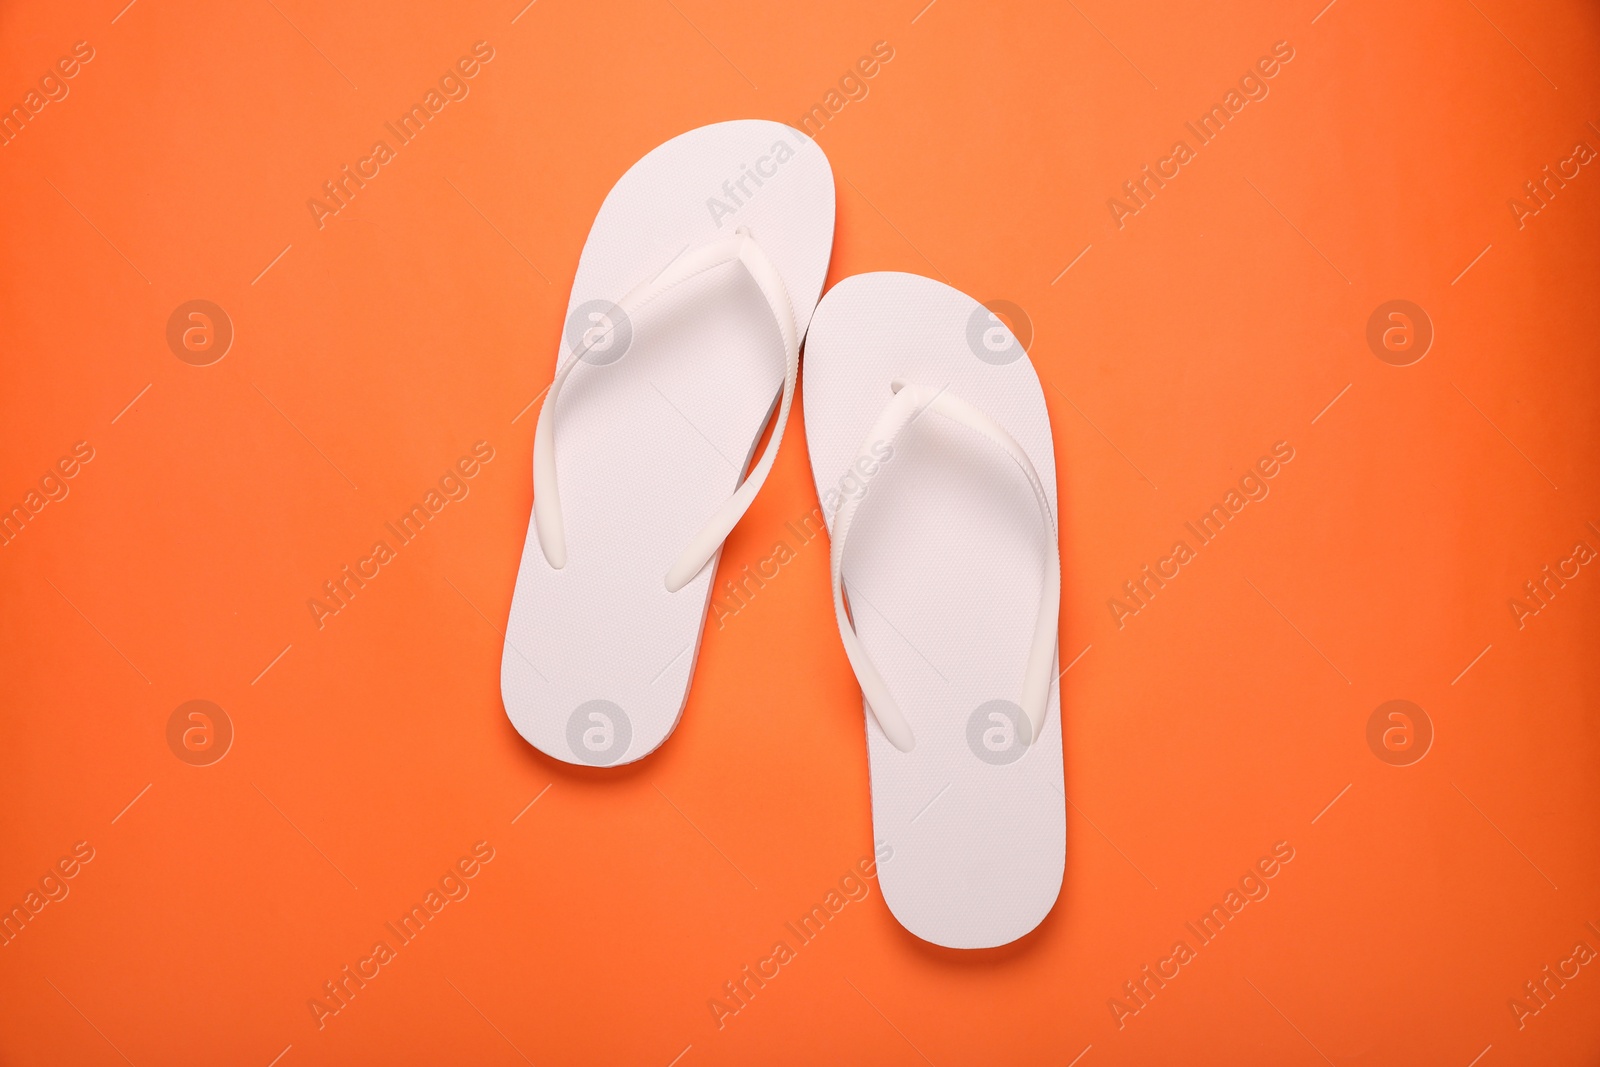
(501, 120, 1064, 950)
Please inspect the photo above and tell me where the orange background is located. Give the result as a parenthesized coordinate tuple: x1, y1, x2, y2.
(2, 0, 1599, 1063)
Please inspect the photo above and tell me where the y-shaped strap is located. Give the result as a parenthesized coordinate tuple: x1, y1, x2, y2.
(829, 380, 1061, 753)
(533, 227, 799, 592)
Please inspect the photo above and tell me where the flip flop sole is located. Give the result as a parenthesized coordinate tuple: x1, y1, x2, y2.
(804, 271, 1065, 948)
(503, 120, 834, 767)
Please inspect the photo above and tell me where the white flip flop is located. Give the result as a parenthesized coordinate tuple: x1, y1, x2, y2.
(502, 120, 834, 767)
(803, 272, 1065, 949)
